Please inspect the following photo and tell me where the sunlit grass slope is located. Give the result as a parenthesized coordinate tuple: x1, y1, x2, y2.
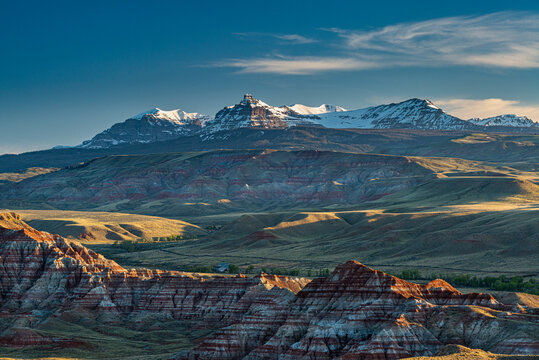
(9, 209, 205, 244)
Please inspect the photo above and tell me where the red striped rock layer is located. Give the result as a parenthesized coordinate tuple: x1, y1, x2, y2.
(1, 215, 537, 358)
(0, 213, 309, 331)
(183, 261, 539, 359)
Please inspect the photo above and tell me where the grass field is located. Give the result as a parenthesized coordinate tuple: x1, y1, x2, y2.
(0, 167, 58, 185)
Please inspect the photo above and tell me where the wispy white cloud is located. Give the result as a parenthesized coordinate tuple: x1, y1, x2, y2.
(219, 12, 539, 74)
(214, 57, 377, 75)
(435, 98, 539, 121)
(232, 32, 316, 44)
(273, 34, 316, 44)
(337, 12, 539, 69)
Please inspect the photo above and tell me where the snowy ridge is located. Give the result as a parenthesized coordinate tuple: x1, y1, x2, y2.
(132, 107, 211, 124)
(79, 107, 210, 149)
(468, 114, 537, 127)
(286, 104, 347, 115)
(312, 98, 472, 130)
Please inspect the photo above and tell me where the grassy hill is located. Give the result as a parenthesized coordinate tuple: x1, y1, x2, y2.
(1, 145, 537, 283)
(4, 209, 205, 244)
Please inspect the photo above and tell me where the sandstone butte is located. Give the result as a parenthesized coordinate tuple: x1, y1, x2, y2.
(0, 212, 537, 359)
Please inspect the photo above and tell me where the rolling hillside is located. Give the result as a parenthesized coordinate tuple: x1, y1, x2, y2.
(2, 149, 537, 276)
(0, 150, 437, 215)
(0, 129, 537, 174)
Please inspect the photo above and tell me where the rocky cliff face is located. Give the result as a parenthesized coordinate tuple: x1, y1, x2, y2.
(201, 94, 308, 136)
(1, 214, 537, 358)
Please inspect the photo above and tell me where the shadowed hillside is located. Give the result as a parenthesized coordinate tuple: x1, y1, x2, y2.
(0, 150, 437, 215)
(0, 129, 537, 174)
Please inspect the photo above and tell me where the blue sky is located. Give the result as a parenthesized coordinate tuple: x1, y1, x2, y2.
(1, 0, 539, 154)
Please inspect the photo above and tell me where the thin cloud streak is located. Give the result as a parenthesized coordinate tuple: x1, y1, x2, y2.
(232, 32, 316, 44)
(218, 12, 539, 74)
(435, 98, 539, 121)
(273, 34, 317, 44)
(214, 57, 378, 75)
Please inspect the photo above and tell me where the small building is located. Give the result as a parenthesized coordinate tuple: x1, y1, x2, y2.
(213, 262, 229, 273)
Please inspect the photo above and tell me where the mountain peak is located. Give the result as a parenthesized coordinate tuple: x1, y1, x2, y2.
(130, 108, 207, 123)
(242, 93, 256, 103)
(131, 107, 160, 119)
(79, 107, 210, 149)
(312, 97, 468, 130)
(203, 94, 293, 134)
(401, 98, 439, 109)
(238, 93, 271, 108)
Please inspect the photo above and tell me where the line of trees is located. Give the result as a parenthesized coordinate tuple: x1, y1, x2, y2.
(260, 268, 301, 276)
(179, 264, 332, 277)
(112, 234, 198, 251)
(147, 233, 197, 242)
(396, 269, 538, 295)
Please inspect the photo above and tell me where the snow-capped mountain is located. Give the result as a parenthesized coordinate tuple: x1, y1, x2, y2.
(202, 94, 341, 134)
(132, 108, 211, 124)
(468, 114, 537, 128)
(312, 98, 474, 130)
(202, 94, 293, 134)
(202, 95, 475, 132)
(79, 108, 210, 149)
(78, 94, 537, 149)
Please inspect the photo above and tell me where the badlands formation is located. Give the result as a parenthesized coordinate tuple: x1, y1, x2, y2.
(0, 212, 537, 359)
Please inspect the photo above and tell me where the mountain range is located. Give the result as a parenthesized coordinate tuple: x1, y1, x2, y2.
(79, 94, 538, 149)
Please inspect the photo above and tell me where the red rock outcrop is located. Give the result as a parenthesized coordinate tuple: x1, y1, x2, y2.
(0, 213, 309, 345)
(1, 214, 537, 359)
(182, 261, 538, 359)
